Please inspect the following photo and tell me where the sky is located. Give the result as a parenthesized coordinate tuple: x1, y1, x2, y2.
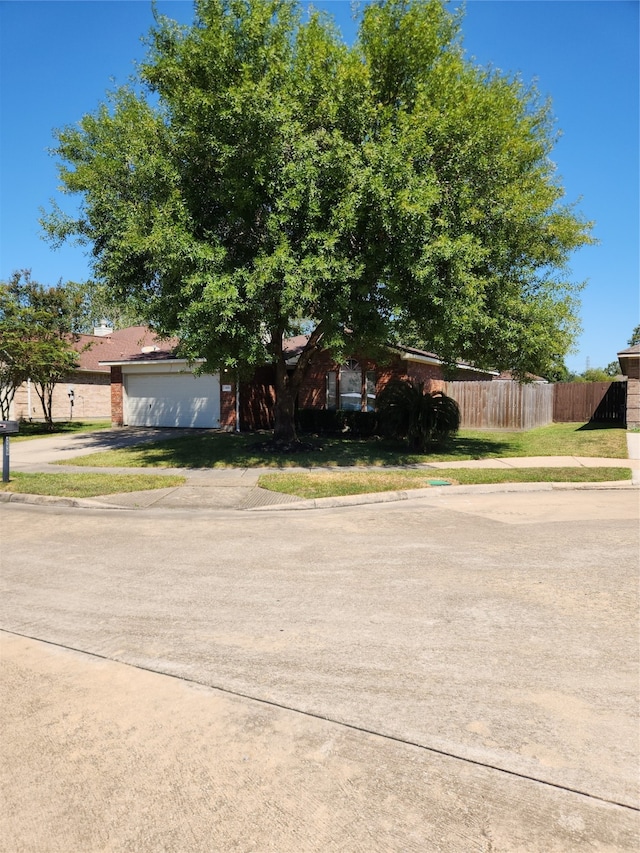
(0, 0, 637, 372)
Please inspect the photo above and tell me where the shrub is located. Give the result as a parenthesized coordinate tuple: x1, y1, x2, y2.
(376, 380, 460, 451)
(296, 409, 378, 437)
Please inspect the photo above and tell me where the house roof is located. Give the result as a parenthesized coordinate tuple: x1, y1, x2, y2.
(617, 343, 640, 379)
(495, 370, 548, 383)
(77, 326, 178, 372)
(617, 343, 640, 357)
(283, 336, 497, 375)
(95, 327, 496, 377)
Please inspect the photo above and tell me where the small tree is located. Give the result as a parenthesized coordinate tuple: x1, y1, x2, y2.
(0, 271, 80, 427)
(377, 379, 460, 451)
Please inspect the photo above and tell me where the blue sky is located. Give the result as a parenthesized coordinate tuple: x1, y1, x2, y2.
(1, 1, 637, 371)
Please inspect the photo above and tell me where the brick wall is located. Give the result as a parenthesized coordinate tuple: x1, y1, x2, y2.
(240, 351, 454, 430)
(626, 378, 640, 429)
(13, 372, 111, 421)
(377, 356, 445, 393)
(220, 380, 237, 430)
(110, 367, 123, 426)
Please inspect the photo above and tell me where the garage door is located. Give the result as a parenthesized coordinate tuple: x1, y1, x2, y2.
(125, 372, 221, 428)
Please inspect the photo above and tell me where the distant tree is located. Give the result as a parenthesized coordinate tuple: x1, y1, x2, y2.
(0, 271, 80, 427)
(582, 367, 613, 382)
(63, 279, 146, 333)
(542, 362, 570, 383)
(43, 0, 593, 442)
(549, 359, 623, 383)
(628, 324, 640, 347)
(604, 360, 622, 377)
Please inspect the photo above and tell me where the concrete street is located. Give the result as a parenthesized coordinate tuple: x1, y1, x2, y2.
(1, 477, 639, 851)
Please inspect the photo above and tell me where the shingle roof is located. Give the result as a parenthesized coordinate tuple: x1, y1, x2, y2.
(74, 326, 178, 372)
(617, 343, 640, 356)
(283, 335, 496, 375)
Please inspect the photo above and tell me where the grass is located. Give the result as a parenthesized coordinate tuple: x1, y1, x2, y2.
(257, 467, 633, 499)
(0, 472, 185, 498)
(11, 420, 111, 442)
(456, 421, 627, 459)
(55, 421, 628, 470)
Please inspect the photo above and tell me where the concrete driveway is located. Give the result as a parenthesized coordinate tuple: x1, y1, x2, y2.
(7, 426, 196, 469)
(1, 490, 638, 851)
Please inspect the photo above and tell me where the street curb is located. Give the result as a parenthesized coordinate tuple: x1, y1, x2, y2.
(0, 492, 126, 510)
(2, 478, 637, 513)
(246, 479, 639, 512)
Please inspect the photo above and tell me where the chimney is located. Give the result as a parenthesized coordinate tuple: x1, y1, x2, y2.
(94, 321, 113, 337)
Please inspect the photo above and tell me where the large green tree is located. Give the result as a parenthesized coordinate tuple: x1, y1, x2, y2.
(43, 0, 592, 440)
(0, 271, 80, 426)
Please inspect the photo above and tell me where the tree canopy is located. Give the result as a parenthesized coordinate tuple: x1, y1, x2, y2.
(43, 0, 593, 439)
(63, 279, 146, 334)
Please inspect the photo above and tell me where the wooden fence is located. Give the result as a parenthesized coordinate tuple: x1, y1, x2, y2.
(444, 381, 554, 430)
(552, 381, 626, 424)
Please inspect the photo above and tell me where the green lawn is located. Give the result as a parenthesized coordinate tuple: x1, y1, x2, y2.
(258, 467, 633, 499)
(11, 420, 112, 442)
(56, 422, 628, 470)
(0, 472, 185, 498)
(457, 421, 627, 459)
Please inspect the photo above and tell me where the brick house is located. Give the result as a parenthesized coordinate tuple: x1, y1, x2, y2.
(102, 330, 495, 431)
(239, 337, 496, 430)
(618, 343, 640, 428)
(11, 325, 174, 422)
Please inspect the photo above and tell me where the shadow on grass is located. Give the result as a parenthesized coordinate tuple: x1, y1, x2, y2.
(87, 430, 515, 469)
(435, 435, 513, 459)
(576, 421, 626, 431)
(15, 420, 110, 439)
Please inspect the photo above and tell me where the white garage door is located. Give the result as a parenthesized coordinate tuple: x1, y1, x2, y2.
(125, 372, 221, 428)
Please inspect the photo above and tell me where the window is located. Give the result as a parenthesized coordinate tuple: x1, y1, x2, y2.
(327, 360, 376, 412)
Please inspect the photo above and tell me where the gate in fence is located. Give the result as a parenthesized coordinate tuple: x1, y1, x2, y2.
(552, 381, 627, 424)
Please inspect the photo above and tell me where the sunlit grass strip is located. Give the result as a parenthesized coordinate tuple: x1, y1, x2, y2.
(0, 472, 185, 498)
(257, 468, 633, 500)
(457, 422, 628, 459)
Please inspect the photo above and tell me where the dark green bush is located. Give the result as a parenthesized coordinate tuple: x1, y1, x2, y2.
(339, 410, 378, 437)
(296, 409, 338, 434)
(296, 409, 378, 437)
(376, 380, 460, 451)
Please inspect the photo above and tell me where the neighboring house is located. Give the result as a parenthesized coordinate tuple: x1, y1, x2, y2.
(494, 370, 548, 384)
(618, 343, 640, 428)
(11, 325, 175, 422)
(103, 331, 497, 431)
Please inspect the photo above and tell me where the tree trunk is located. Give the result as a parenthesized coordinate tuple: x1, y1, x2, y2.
(273, 355, 298, 443)
(35, 382, 55, 429)
(0, 382, 17, 421)
(271, 323, 324, 444)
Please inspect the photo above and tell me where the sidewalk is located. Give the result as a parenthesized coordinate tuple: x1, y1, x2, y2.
(4, 457, 638, 513)
(3, 429, 638, 512)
